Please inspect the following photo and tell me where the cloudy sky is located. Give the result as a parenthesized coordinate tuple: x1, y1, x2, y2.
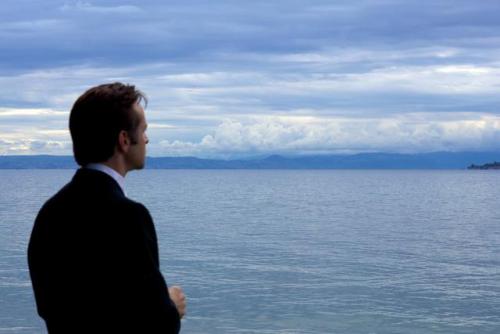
(1, 0, 500, 157)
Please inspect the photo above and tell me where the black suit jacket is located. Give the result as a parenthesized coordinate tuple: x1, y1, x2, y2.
(28, 168, 180, 333)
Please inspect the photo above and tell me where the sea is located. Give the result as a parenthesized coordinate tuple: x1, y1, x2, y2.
(0, 169, 499, 333)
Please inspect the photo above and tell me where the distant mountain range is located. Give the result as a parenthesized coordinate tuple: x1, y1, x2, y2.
(1, 152, 500, 169)
(468, 161, 500, 170)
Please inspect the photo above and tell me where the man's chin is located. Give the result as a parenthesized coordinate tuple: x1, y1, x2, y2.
(129, 161, 145, 171)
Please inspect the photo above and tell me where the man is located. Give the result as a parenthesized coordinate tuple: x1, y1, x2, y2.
(28, 83, 186, 333)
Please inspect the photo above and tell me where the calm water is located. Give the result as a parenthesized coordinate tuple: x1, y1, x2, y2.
(1, 169, 499, 333)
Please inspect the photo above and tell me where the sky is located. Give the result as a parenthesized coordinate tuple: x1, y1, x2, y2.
(1, 0, 500, 158)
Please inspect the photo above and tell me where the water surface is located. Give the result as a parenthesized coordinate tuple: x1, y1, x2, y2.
(1, 170, 499, 333)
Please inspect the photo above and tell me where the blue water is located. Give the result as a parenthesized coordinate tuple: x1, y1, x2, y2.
(1, 169, 499, 333)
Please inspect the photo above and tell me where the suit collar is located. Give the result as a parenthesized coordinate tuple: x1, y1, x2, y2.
(85, 163, 126, 196)
(72, 168, 126, 197)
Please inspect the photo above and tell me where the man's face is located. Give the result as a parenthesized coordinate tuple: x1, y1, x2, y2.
(126, 102, 149, 171)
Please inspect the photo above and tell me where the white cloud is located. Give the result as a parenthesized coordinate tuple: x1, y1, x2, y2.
(2, 108, 500, 157)
(0, 112, 71, 154)
(0, 108, 67, 117)
(274, 64, 500, 95)
(2, 59, 499, 117)
(155, 113, 500, 157)
(148, 123, 175, 129)
(2, 60, 500, 156)
(0, 138, 71, 155)
(60, 2, 142, 14)
(434, 65, 491, 74)
(145, 62, 500, 100)
(0, 19, 68, 32)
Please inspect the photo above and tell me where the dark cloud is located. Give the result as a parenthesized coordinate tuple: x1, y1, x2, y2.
(2, 0, 500, 155)
(2, 0, 500, 71)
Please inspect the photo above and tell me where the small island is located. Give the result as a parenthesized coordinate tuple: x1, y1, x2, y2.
(468, 161, 500, 170)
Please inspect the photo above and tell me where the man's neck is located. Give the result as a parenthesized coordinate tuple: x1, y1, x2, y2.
(100, 157, 128, 177)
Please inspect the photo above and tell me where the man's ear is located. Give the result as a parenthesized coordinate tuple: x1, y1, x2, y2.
(117, 130, 131, 153)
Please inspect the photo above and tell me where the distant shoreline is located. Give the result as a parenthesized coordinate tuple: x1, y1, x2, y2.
(1, 152, 500, 169)
(468, 162, 500, 170)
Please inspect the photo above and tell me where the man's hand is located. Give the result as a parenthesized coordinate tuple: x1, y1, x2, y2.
(168, 286, 186, 319)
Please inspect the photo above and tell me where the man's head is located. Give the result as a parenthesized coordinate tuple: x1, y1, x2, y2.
(69, 82, 149, 170)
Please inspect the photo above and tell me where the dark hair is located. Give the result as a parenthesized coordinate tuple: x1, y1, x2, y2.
(69, 82, 147, 166)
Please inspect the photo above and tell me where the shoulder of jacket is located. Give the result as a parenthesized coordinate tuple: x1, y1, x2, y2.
(37, 182, 72, 213)
(115, 197, 152, 218)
